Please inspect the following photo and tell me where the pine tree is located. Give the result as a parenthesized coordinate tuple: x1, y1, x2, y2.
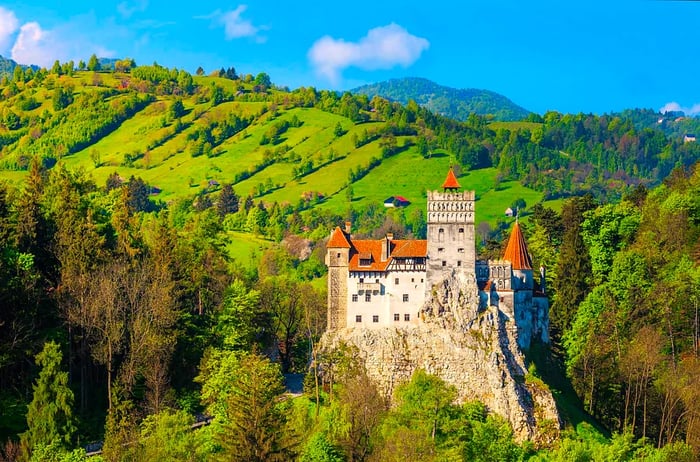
(217, 183, 239, 217)
(218, 352, 286, 461)
(551, 195, 596, 337)
(20, 342, 76, 458)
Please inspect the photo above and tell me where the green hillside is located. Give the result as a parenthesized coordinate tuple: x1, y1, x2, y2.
(0, 68, 545, 228)
(351, 77, 530, 121)
(0, 64, 697, 231)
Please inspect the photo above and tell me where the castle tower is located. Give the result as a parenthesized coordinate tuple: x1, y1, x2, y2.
(502, 220, 533, 290)
(426, 168, 476, 291)
(326, 224, 351, 329)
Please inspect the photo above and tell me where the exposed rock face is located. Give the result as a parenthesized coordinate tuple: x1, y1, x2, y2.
(321, 270, 560, 442)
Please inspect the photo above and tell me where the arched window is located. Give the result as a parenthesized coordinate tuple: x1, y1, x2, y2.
(438, 228, 444, 242)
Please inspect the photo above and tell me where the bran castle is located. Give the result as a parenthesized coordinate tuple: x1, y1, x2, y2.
(325, 168, 550, 349)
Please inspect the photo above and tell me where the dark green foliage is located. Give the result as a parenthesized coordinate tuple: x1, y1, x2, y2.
(217, 183, 239, 217)
(351, 77, 530, 121)
(20, 342, 75, 457)
(551, 195, 596, 336)
(52, 85, 73, 111)
(126, 176, 154, 213)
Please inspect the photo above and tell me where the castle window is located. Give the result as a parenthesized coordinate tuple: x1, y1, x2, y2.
(459, 228, 464, 233)
(403, 294, 409, 302)
(421, 278, 424, 283)
(411, 278, 415, 283)
(438, 228, 444, 242)
(457, 261, 462, 267)
(359, 278, 364, 283)
(458, 248, 464, 253)
(373, 315, 379, 323)
(355, 315, 362, 323)
(404, 314, 410, 321)
(395, 278, 399, 285)
(394, 313, 400, 321)
(352, 294, 358, 302)
(336, 252, 341, 258)
(442, 261, 447, 267)
(365, 293, 371, 302)
(438, 247, 444, 253)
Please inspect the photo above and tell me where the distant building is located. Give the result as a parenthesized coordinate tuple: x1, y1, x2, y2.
(505, 207, 515, 217)
(326, 168, 549, 349)
(383, 196, 411, 208)
(684, 134, 696, 143)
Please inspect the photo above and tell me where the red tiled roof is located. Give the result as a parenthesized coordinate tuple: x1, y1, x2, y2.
(348, 239, 427, 271)
(327, 227, 351, 248)
(503, 222, 533, 270)
(442, 168, 461, 190)
(391, 240, 427, 257)
(394, 196, 409, 203)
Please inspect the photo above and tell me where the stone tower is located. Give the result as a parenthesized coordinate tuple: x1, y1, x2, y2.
(325, 223, 351, 329)
(426, 168, 476, 292)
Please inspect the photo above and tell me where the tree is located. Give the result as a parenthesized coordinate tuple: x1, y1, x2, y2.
(169, 99, 185, 119)
(51, 60, 62, 75)
(333, 122, 344, 138)
(87, 54, 100, 71)
(254, 72, 271, 89)
(196, 66, 204, 76)
(551, 195, 596, 337)
(217, 183, 239, 217)
(20, 342, 76, 458)
(199, 350, 287, 461)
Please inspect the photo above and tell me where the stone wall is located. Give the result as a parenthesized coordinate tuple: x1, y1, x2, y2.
(321, 270, 560, 442)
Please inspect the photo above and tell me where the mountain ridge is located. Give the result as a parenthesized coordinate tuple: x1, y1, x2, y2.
(350, 77, 530, 121)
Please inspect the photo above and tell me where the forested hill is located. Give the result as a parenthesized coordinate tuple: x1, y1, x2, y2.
(613, 108, 700, 141)
(2, 58, 700, 461)
(350, 77, 530, 121)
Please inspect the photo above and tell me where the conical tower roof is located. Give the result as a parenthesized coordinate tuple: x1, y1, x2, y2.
(327, 226, 351, 248)
(442, 167, 461, 190)
(503, 221, 533, 270)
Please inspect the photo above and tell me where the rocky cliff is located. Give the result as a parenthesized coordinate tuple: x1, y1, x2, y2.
(321, 270, 560, 442)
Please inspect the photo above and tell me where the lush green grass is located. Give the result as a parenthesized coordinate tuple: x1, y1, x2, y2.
(0, 72, 559, 224)
(224, 231, 271, 269)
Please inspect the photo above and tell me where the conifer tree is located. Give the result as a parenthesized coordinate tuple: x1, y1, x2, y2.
(217, 183, 239, 218)
(20, 341, 76, 458)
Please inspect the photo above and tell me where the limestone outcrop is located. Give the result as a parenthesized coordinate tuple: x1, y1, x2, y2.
(321, 270, 560, 442)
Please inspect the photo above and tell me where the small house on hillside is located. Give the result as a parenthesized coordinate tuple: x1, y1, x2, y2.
(684, 134, 696, 143)
(505, 207, 515, 217)
(383, 196, 411, 208)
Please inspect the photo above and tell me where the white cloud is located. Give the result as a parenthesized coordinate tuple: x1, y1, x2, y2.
(308, 23, 429, 84)
(11, 22, 51, 66)
(0, 7, 19, 52)
(221, 5, 258, 39)
(198, 5, 267, 42)
(660, 101, 700, 116)
(11, 18, 115, 68)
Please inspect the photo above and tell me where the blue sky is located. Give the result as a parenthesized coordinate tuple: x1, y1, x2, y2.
(0, 1, 698, 115)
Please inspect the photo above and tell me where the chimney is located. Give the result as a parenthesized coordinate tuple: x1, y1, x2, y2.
(345, 221, 351, 234)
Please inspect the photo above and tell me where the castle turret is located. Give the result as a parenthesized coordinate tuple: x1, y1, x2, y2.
(502, 220, 534, 290)
(426, 168, 476, 293)
(326, 226, 351, 329)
